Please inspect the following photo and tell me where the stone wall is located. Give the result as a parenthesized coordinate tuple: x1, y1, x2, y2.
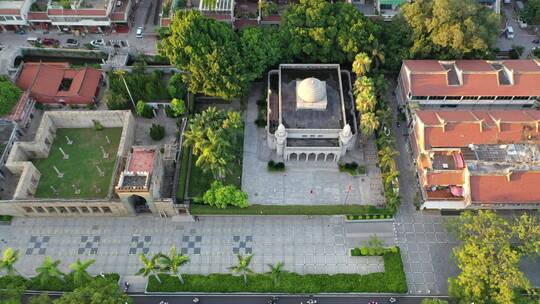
(5, 110, 135, 199)
(0, 199, 131, 217)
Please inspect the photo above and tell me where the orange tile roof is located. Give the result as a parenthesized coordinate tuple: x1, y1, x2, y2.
(426, 171, 464, 186)
(16, 62, 101, 104)
(470, 172, 540, 203)
(416, 110, 540, 149)
(47, 8, 107, 16)
(402, 59, 540, 97)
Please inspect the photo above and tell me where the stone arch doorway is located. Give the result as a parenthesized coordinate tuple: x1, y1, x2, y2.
(289, 153, 298, 161)
(128, 195, 151, 214)
(326, 153, 336, 162)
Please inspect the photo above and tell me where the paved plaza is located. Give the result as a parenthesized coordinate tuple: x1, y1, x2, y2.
(0, 216, 390, 291)
(242, 83, 384, 205)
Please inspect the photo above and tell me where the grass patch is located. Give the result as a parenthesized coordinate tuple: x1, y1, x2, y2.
(32, 128, 121, 199)
(187, 128, 243, 199)
(0, 215, 13, 223)
(176, 147, 191, 202)
(147, 251, 406, 293)
(190, 204, 389, 215)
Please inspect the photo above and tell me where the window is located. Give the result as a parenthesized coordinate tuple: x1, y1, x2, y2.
(91, 207, 101, 213)
(412, 96, 428, 100)
(480, 96, 496, 100)
(36, 206, 45, 213)
(68, 207, 79, 213)
(430, 96, 445, 100)
(23, 207, 33, 213)
(380, 4, 393, 9)
(496, 96, 512, 100)
(81, 206, 90, 213)
(101, 206, 112, 213)
(445, 96, 461, 100)
(46, 207, 56, 213)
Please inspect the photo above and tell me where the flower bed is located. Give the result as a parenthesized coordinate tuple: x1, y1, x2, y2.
(346, 214, 393, 220)
(147, 251, 406, 293)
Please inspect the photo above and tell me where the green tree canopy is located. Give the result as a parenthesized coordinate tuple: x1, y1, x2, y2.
(401, 0, 499, 59)
(0, 76, 22, 116)
(521, 0, 540, 24)
(450, 210, 535, 304)
(159, 10, 248, 100)
(183, 107, 243, 179)
(203, 181, 248, 209)
(239, 26, 284, 81)
(280, 0, 379, 63)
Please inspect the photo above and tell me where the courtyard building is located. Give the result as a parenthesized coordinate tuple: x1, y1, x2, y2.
(0, 0, 33, 32)
(411, 109, 540, 210)
(16, 62, 102, 105)
(266, 64, 357, 162)
(1, 91, 36, 130)
(0, 111, 178, 217)
(396, 59, 540, 122)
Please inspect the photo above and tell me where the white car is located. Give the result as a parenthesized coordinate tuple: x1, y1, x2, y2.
(136, 27, 143, 38)
(506, 26, 514, 39)
(90, 39, 105, 47)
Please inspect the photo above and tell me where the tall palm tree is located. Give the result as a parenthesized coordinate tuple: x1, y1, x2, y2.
(360, 112, 380, 140)
(378, 146, 399, 171)
(35, 256, 64, 286)
(0, 248, 20, 276)
(370, 41, 386, 71)
(137, 253, 162, 284)
(352, 52, 372, 76)
(113, 69, 136, 108)
(267, 262, 286, 286)
(355, 91, 377, 114)
(229, 254, 254, 285)
(353, 76, 375, 97)
(157, 246, 190, 284)
(68, 258, 95, 286)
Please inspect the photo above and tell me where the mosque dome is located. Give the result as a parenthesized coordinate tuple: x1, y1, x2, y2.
(297, 77, 326, 103)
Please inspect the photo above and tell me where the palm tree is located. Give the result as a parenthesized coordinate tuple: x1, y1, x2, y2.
(113, 69, 136, 108)
(360, 112, 380, 140)
(229, 254, 254, 285)
(355, 91, 377, 114)
(267, 262, 286, 286)
(352, 52, 372, 76)
(378, 146, 399, 171)
(69, 258, 95, 286)
(157, 246, 190, 284)
(353, 76, 374, 97)
(0, 247, 20, 276)
(369, 41, 385, 70)
(35, 256, 64, 286)
(137, 253, 162, 284)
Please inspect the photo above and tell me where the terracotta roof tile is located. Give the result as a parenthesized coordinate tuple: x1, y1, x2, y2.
(470, 172, 540, 203)
(426, 171, 464, 186)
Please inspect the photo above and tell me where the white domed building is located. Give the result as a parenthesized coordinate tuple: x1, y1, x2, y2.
(266, 64, 358, 162)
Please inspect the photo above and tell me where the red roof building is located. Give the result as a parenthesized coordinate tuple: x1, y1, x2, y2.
(396, 60, 540, 113)
(411, 109, 540, 210)
(16, 62, 102, 105)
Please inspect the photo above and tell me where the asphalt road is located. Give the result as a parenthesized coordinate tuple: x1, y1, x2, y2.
(23, 293, 448, 304)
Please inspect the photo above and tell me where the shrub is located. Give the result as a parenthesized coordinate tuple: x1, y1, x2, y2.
(203, 181, 249, 209)
(509, 45, 525, 59)
(136, 100, 154, 118)
(104, 90, 128, 110)
(534, 47, 540, 58)
(92, 120, 104, 131)
(339, 162, 363, 175)
(351, 248, 361, 256)
(0, 215, 13, 222)
(169, 98, 185, 117)
(267, 160, 285, 172)
(149, 124, 165, 140)
(360, 247, 369, 256)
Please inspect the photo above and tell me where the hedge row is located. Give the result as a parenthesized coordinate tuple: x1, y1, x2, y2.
(0, 273, 119, 292)
(147, 251, 406, 293)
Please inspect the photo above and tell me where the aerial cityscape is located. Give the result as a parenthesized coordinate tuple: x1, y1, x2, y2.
(0, 0, 538, 303)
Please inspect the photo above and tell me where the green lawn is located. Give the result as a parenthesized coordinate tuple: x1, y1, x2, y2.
(190, 204, 391, 215)
(0, 273, 120, 292)
(147, 251, 407, 293)
(187, 130, 244, 199)
(32, 128, 122, 199)
(176, 146, 190, 202)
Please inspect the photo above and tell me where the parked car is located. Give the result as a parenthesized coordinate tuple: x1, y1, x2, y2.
(64, 38, 79, 48)
(90, 39, 105, 47)
(42, 38, 60, 46)
(27, 37, 41, 45)
(506, 26, 514, 39)
(136, 26, 143, 38)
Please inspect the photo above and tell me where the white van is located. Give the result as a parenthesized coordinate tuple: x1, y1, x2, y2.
(506, 26, 514, 39)
(26, 37, 41, 45)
